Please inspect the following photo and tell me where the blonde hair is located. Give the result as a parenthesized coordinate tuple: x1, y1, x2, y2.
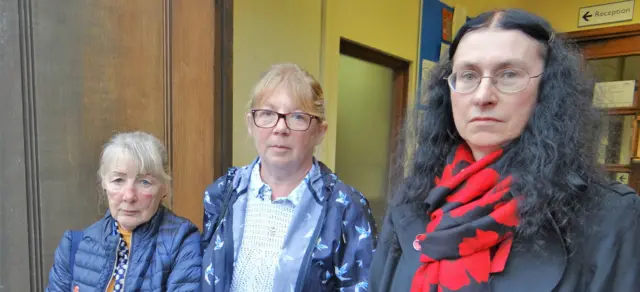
(98, 131, 171, 187)
(250, 63, 326, 120)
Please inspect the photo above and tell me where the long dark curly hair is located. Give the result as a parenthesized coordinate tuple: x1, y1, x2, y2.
(390, 9, 605, 248)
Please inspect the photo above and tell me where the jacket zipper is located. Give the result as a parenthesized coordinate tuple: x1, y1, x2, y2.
(121, 232, 133, 291)
(294, 198, 329, 292)
(104, 238, 119, 292)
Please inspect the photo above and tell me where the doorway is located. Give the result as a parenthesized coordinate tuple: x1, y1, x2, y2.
(335, 38, 410, 224)
(565, 24, 640, 193)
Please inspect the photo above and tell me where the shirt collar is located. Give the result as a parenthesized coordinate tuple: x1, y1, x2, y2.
(248, 159, 319, 207)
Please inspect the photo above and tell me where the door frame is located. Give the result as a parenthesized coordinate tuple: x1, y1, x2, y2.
(338, 38, 410, 195)
(169, 0, 234, 230)
(564, 24, 640, 190)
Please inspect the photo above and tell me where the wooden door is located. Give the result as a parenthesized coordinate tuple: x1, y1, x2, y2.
(566, 25, 640, 192)
(0, 0, 232, 290)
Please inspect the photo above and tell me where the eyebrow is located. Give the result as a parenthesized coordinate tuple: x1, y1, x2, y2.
(255, 106, 304, 113)
(108, 171, 153, 179)
(455, 59, 529, 70)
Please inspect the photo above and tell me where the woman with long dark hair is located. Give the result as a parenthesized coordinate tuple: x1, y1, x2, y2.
(371, 9, 640, 292)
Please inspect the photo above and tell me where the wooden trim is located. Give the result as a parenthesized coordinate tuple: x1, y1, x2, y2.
(607, 107, 640, 115)
(340, 38, 410, 70)
(580, 35, 640, 59)
(563, 23, 640, 41)
(339, 38, 410, 197)
(633, 115, 639, 158)
(163, 0, 174, 207)
(605, 164, 632, 172)
(214, 0, 234, 178)
(170, 0, 217, 230)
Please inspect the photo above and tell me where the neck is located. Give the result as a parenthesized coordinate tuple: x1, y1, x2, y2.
(260, 159, 313, 199)
(469, 144, 503, 161)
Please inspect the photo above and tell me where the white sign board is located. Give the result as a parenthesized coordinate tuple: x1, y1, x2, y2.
(578, 0, 634, 27)
(593, 80, 636, 108)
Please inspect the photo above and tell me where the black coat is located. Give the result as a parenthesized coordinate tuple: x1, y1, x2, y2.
(370, 183, 640, 292)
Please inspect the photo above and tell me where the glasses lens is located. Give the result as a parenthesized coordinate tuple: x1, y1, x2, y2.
(450, 71, 480, 93)
(254, 110, 277, 127)
(495, 68, 529, 93)
(286, 113, 312, 131)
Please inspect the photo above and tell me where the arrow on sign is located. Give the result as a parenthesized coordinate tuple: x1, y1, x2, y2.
(583, 11, 592, 21)
(619, 174, 627, 184)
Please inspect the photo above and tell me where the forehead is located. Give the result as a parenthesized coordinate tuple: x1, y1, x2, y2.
(453, 28, 544, 69)
(105, 152, 141, 173)
(256, 87, 300, 110)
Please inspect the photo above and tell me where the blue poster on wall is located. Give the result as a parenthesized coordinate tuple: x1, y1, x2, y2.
(417, 0, 454, 100)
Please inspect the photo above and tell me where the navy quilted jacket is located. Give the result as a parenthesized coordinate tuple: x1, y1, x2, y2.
(46, 205, 201, 291)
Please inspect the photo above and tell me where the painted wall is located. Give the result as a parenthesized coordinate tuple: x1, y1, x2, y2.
(528, 0, 640, 32)
(233, 0, 421, 170)
(321, 0, 421, 169)
(440, 0, 529, 18)
(336, 55, 394, 224)
(232, 0, 323, 166)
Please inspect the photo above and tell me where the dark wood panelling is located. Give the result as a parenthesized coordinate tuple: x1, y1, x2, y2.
(215, 0, 234, 177)
(0, 1, 32, 290)
(31, 1, 167, 285)
(2, 0, 232, 288)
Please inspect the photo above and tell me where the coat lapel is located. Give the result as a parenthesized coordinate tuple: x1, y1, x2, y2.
(490, 234, 567, 292)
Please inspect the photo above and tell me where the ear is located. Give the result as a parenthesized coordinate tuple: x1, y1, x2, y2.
(313, 121, 328, 146)
(101, 179, 108, 192)
(246, 112, 254, 136)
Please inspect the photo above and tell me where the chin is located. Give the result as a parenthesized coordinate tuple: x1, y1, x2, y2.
(465, 134, 508, 150)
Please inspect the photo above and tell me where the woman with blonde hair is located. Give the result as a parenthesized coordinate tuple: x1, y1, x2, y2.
(201, 63, 377, 292)
(46, 131, 201, 291)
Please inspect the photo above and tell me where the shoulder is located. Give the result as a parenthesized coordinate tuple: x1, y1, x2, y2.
(203, 165, 247, 208)
(333, 179, 369, 207)
(76, 216, 109, 240)
(593, 182, 640, 226)
(581, 182, 640, 245)
(158, 209, 201, 250)
(160, 208, 200, 237)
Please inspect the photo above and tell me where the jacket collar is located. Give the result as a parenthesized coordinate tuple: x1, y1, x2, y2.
(102, 205, 166, 243)
(234, 157, 334, 203)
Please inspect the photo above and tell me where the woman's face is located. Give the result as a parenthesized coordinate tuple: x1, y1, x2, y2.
(450, 28, 545, 159)
(102, 154, 165, 231)
(247, 87, 327, 170)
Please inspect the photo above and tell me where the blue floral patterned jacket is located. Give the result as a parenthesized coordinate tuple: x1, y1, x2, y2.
(201, 158, 378, 292)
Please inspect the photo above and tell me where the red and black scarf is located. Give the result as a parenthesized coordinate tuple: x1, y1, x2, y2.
(411, 144, 520, 292)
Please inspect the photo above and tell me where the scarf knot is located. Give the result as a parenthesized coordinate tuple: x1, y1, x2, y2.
(411, 144, 520, 291)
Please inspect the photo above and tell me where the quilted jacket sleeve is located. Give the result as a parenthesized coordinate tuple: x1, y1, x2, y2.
(335, 188, 378, 291)
(45, 230, 73, 292)
(166, 221, 203, 292)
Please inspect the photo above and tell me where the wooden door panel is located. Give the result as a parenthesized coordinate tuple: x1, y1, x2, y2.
(0, 0, 224, 290)
(567, 24, 640, 194)
(0, 0, 33, 290)
(31, 0, 168, 284)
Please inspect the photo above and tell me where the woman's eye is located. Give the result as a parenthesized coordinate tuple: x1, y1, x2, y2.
(460, 72, 477, 81)
(140, 179, 152, 186)
(112, 178, 124, 183)
(502, 70, 518, 79)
